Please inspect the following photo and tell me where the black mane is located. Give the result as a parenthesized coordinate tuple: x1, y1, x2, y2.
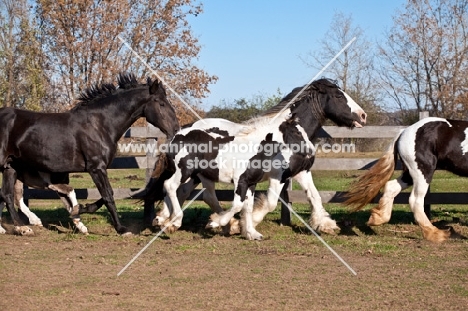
(74, 73, 141, 108)
(260, 78, 339, 117)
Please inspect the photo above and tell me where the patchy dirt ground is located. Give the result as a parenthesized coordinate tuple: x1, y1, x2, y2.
(1, 205, 468, 311)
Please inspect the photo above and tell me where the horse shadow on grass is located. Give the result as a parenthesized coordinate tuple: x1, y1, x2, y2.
(284, 208, 467, 240)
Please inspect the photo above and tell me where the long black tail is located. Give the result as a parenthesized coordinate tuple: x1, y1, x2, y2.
(136, 153, 176, 224)
(142, 152, 176, 203)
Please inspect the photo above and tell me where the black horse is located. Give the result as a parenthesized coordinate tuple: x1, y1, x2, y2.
(0, 73, 180, 235)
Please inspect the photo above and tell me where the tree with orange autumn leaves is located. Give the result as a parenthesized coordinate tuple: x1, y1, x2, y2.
(33, 0, 215, 124)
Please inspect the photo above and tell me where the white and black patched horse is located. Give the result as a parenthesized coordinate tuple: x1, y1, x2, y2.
(144, 78, 367, 239)
(0, 73, 179, 235)
(345, 117, 468, 242)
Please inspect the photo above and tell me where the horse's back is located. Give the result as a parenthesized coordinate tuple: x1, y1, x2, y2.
(398, 118, 468, 177)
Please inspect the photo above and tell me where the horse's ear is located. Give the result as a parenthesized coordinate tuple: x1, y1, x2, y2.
(149, 78, 162, 94)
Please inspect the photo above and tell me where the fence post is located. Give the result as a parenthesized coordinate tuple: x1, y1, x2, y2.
(419, 111, 431, 219)
(280, 179, 292, 226)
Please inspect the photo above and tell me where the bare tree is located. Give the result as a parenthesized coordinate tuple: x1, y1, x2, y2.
(303, 12, 385, 124)
(0, 0, 45, 110)
(0, 0, 21, 108)
(379, 0, 468, 119)
(35, 0, 216, 122)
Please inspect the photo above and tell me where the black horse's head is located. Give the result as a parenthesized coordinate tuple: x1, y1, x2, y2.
(312, 79, 366, 128)
(144, 78, 180, 139)
(289, 79, 367, 129)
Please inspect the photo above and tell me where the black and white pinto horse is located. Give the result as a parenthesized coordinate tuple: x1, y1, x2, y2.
(344, 117, 468, 242)
(145, 79, 367, 239)
(0, 73, 180, 235)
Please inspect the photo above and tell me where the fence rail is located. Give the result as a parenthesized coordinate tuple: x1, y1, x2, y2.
(22, 124, 468, 221)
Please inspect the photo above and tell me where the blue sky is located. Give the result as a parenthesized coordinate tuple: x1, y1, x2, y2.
(188, 0, 406, 110)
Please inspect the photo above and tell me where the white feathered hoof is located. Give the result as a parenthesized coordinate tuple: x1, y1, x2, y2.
(163, 224, 179, 234)
(0, 225, 6, 234)
(28, 215, 43, 227)
(14, 226, 34, 236)
(311, 217, 339, 235)
(205, 213, 221, 229)
(245, 230, 263, 241)
(221, 218, 240, 236)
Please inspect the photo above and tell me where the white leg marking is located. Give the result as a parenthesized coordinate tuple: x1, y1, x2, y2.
(241, 189, 263, 240)
(293, 171, 338, 233)
(18, 198, 43, 226)
(72, 217, 88, 235)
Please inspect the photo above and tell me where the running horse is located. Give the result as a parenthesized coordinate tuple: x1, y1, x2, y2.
(144, 79, 367, 239)
(0, 73, 180, 235)
(344, 117, 468, 242)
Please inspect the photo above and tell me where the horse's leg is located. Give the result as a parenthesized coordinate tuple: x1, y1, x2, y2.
(153, 195, 173, 230)
(88, 168, 128, 235)
(206, 183, 243, 229)
(77, 198, 105, 214)
(207, 181, 263, 240)
(240, 186, 263, 240)
(2, 167, 33, 235)
(293, 170, 338, 234)
(49, 185, 89, 235)
(152, 170, 184, 233)
(408, 170, 450, 242)
(162, 175, 185, 233)
(196, 175, 240, 235)
(249, 176, 284, 228)
(367, 171, 411, 226)
(153, 178, 196, 228)
(14, 180, 43, 226)
(0, 197, 6, 234)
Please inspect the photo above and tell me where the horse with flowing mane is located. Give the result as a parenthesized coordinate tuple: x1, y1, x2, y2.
(144, 78, 367, 239)
(0, 73, 180, 235)
(344, 117, 468, 242)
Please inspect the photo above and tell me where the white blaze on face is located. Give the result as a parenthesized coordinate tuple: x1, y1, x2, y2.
(461, 128, 468, 155)
(342, 90, 366, 127)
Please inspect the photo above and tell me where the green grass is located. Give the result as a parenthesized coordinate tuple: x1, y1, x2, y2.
(2, 167, 466, 251)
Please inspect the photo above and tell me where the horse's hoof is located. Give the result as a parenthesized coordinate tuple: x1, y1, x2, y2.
(422, 226, 450, 242)
(319, 227, 338, 235)
(116, 226, 128, 235)
(152, 216, 166, 227)
(163, 225, 177, 234)
(0, 226, 6, 234)
(205, 221, 220, 229)
(228, 219, 241, 235)
(14, 226, 34, 236)
(246, 232, 263, 241)
(121, 231, 133, 237)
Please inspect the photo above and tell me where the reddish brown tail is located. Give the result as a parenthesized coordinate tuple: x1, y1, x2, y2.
(344, 148, 397, 211)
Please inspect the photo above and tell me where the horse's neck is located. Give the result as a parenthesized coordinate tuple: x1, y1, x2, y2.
(75, 102, 143, 143)
(300, 118, 323, 140)
(285, 104, 324, 140)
